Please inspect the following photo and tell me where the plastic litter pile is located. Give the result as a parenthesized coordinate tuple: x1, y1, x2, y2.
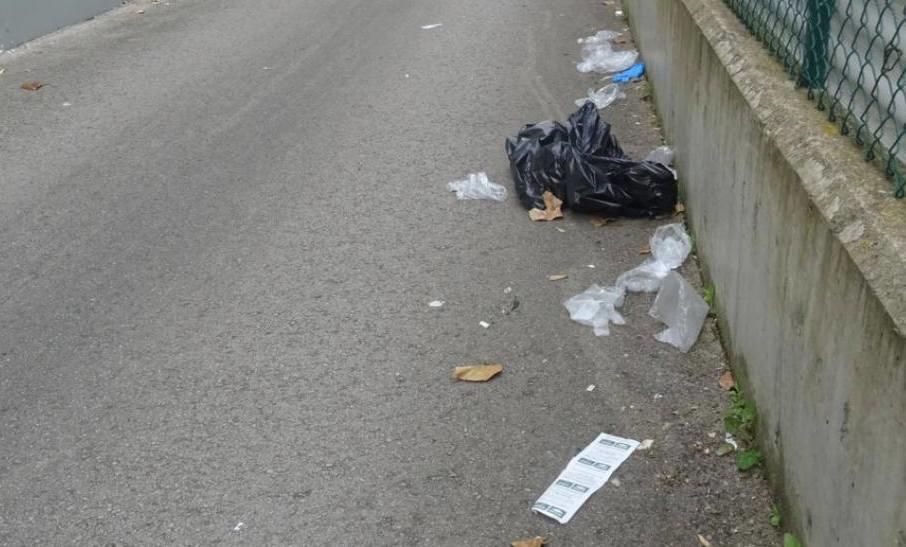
(564, 223, 708, 352)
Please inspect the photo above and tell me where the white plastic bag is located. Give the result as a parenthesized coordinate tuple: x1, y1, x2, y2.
(649, 271, 709, 352)
(563, 284, 626, 336)
(617, 223, 691, 292)
(575, 84, 626, 109)
(447, 172, 507, 202)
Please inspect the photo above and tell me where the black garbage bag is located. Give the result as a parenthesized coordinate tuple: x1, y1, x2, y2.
(505, 102, 677, 217)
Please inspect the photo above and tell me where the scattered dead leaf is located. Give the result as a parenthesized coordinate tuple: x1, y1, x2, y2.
(639, 244, 651, 255)
(614, 33, 631, 44)
(718, 370, 735, 391)
(528, 191, 563, 222)
(512, 537, 546, 547)
(675, 202, 686, 215)
(590, 216, 615, 228)
(20, 81, 46, 91)
(453, 363, 503, 382)
(697, 534, 713, 547)
(548, 274, 568, 281)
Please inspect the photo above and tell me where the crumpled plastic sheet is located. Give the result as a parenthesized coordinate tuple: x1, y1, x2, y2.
(575, 84, 625, 110)
(576, 30, 638, 74)
(564, 223, 703, 351)
(644, 145, 674, 166)
(649, 271, 709, 352)
(617, 223, 692, 292)
(563, 284, 626, 337)
(447, 172, 507, 201)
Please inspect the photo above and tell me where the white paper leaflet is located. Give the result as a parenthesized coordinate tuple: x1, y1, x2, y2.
(532, 433, 639, 524)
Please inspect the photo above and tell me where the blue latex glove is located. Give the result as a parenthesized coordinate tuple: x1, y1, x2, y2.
(612, 63, 645, 83)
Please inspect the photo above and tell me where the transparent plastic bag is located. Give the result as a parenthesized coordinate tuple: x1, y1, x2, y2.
(577, 42, 638, 74)
(575, 84, 625, 109)
(649, 271, 709, 352)
(563, 284, 626, 336)
(644, 146, 675, 166)
(617, 223, 692, 292)
(447, 172, 507, 201)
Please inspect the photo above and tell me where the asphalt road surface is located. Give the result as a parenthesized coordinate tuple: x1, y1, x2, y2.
(0, 1, 778, 545)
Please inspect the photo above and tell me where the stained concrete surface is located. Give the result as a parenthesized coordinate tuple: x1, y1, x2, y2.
(0, 1, 778, 544)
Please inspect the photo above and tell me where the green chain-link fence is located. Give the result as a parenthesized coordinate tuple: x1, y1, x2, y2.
(724, 0, 906, 197)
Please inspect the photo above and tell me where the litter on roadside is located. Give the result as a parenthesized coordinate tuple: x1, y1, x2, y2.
(586, 384, 596, 392)
(612, 62, 645, 83)
(453, 363, 503, 382)
(563, 284, 625, 336)
(506, 103, 677, 218)
(533, 433, 639, 523)
(548, 274, 569, 281)
(575, 83, 625, 109)
(576, 30, 638, 74)
(479, 321, 491, 329)
(617, 223, 692, 293)
(562, 223, 704, 351)
(428, 300, 445, 308)
(420, 23, 443, 30)
(649, 272, 709, 352)
(638, 439, 654, 450)
(448, 172, 507, 201)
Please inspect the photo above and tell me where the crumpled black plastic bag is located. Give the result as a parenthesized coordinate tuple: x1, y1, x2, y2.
(505, 102, 677, 217)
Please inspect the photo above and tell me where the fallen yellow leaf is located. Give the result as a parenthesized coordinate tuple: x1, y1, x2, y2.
(675, 202, 686, 214)
(548, 274, 568, 281)
(528, 191, 563, 221)
(453, 363, 503, 382)
(512, 537, 546, 547)
(719, 370, 735, 391)
(697, 534, 713, 547)
(639, 244, 651, 255)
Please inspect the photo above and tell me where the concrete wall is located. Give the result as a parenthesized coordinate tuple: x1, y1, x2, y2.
(0, 0, 123, 50)
(624, 0, 906, 544)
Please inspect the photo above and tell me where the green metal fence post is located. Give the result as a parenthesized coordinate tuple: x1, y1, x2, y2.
(801, 0, 835, 91)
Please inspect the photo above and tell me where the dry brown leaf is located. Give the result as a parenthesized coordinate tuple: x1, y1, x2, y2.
(590, 216, 615, 228)
(675, 202, 686, 214)
(639, 244, 651, 255)
(718, 370, 735, 391)
(528, 191, 563, 222)
(697, 534, 713, 547)
(512, 537, 546, 547)
(20, 81, 46, 91)
(548, 274, 568, 281)
(453, 363, 503, 382)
